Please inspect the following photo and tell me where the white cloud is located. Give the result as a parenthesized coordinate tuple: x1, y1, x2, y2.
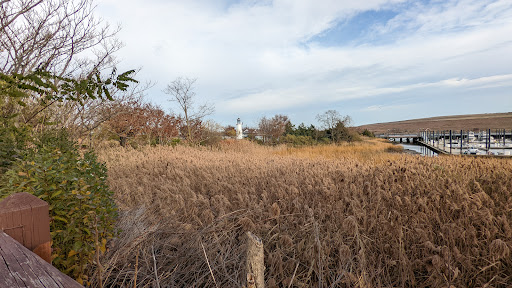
(96, 0, 512, 125)
(440, 74, 512, 88)
(362, 103, 412, 112)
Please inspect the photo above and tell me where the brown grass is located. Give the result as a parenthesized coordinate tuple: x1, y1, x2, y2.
(93, 140, 512, 287)
(274, 138, 403, 163)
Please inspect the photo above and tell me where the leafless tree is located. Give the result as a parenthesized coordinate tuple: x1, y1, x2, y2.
(0, 0, 128, 134)
(163, 77, 214, 142)
(63, 80, 153, 144)
(0, 0, 43, 32)
(0, 0, 121, 77)
(316, 110, 351, 142)
(197, 120, 223, 146)
(258, 114, 289, 143)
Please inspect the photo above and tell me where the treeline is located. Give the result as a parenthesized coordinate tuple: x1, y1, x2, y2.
(92, 97, 219, 148)
(282, 120, 376, 145)
(60, 76, 220, 148)
(225, 111, 375, 146)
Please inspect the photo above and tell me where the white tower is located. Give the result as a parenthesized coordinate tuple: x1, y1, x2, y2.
(236, 118, 243, 140)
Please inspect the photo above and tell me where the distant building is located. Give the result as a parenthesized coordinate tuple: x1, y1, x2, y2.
(236, 118, 243, 140)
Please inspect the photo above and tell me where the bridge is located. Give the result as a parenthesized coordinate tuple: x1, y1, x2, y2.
(375, 133, 421, 143)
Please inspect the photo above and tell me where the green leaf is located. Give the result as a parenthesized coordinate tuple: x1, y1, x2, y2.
(103, 87, 112, 100)
(53, 216, 68, 223)
(51, 190, 63, 198)
(73, 241, 83, 251)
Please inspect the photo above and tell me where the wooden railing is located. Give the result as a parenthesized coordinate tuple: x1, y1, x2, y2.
(1, 193, 267, 287)
(0, 192, 83, 287)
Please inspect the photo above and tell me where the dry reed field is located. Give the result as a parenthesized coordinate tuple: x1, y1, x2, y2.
(94, 140, 512, 287)
(274, 138, 404, 162)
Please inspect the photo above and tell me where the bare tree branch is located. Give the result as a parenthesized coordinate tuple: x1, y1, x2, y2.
(0, 0, 121, 78)
(0, 0, 129, 135)
(316, 110, 352, 142)
(164, 77, 214, 142)
(258, 114, 289, 144)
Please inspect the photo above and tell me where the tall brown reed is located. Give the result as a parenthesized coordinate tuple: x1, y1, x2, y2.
(93, 140, 512, 287)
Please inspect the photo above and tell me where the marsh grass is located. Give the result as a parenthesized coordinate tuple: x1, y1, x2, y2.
(274, 138, 403, 162)
(93, 140, 512, 287)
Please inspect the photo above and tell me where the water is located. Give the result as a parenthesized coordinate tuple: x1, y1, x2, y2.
(400, 144, 438, 157)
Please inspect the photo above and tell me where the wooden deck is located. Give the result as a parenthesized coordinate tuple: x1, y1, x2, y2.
(0, 231, 83, 287)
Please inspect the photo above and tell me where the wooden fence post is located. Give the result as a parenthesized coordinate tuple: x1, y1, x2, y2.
(0, 192, 52, 263)
(246, 231, 264, 288)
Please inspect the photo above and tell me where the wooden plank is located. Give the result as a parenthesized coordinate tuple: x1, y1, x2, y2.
(0, 193, 28, 244)
(30, 205, 41, 252)
(21, 205, 32, 250)
(2, 208, 14, 235)
(0, 232, 83, 288)
(11, 236, 82, 288)
(0, 192, 33, 212)
(0, 242, 20, 287)
(1, 235, 47, 287)
(0, 232, 29, 287)
(0, 193, 52, 263)
(31, 203, 51, 263)
(31, 201, 51, 243)
(0, 205, 5, 232)
(0, 193, 48, 215)
(6, 235, 58, 288)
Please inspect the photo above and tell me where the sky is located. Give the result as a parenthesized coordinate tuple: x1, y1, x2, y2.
(96, 0, 512, 127)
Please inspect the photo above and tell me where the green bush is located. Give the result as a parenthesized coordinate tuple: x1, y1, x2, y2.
(279, 134, 316, 146)
(362, 129, 375, 138)
(319, 137, 331, 144)
(0, 130, 117, 285)
(171, 137, 181, 147)
(0, 123, 30, 173)
(0, 101, 31, 174)
(332, 122, 361, 142)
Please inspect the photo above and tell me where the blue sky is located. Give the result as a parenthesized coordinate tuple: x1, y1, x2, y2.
(97, 0, 512, 127)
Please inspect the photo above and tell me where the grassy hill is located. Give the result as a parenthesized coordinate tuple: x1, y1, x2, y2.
(358, 112, 512, 134)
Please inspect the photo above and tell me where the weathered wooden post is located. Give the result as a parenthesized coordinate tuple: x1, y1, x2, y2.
(449, 130, 452, 154)
(0, 192, 52, 263)
(443, 130, 446, 150)
(460, 130, 463, 155)
(488, 129, 491, 150)
(246, 231, 264, 288)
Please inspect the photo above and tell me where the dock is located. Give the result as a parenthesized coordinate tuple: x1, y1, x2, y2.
(417, 141, 449, 155)
(379, 129, 512, 156)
